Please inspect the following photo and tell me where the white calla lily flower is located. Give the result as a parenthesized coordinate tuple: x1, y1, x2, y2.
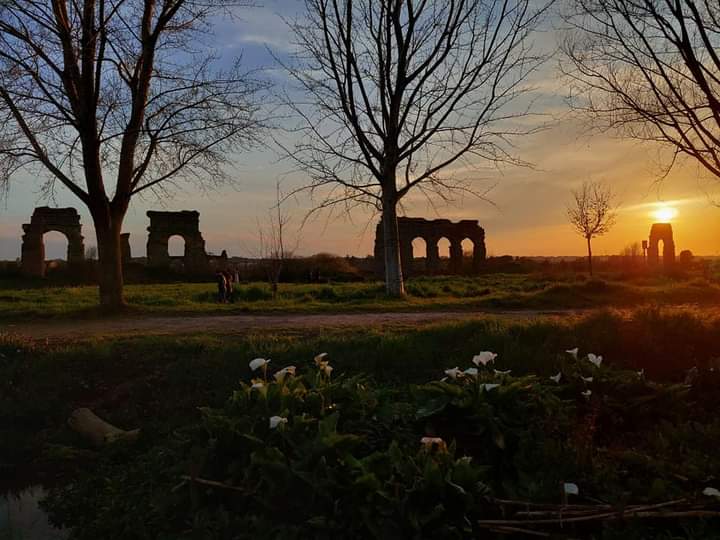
(464, 367, 479, 377)
(550, 372, 562, 383)
(637, 369, 645, 379)
(314, 352, 329, 366)
(587, 353, 603, 368)
(250, 380, 264, 390)
(563, 482, 579, 495)
(581, 389, 592, 399)
(420, 436, 444, 446)
(566, 348, 579, 359)
(482, 383, 500, 391)
(444, 367, 463, 380)
(249, 358, 270, 371)
(269, 416, 288, 429)
(581, 376, 594, 383)
(472, 351, 497, 367)
(494, 369, 512, 376)
(274, 366, 297, 382)
(703, 487, 720, 498)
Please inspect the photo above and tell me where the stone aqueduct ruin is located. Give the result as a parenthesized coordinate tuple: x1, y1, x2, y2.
(20, 209, 489, 278)
(20, 208, 216, 276)
(146, 211, 210, 273)
(647, 223, 676, 267)
(374, 217, 487, 276)
(19, 208, 682, 278)
(21, 207, 86, 277)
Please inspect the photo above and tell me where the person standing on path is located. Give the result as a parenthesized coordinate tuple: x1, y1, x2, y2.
(223, 270, 235, 303)
(215, 270, 227, 303)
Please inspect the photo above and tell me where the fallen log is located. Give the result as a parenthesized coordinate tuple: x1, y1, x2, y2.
(68, 408, 139, 447)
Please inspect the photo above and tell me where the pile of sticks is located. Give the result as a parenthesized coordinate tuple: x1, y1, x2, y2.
(478, 497, 720, 537)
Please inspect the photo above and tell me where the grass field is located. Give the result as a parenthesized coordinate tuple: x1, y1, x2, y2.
(2, 272, 720, 319)
(2, 308, 720, 537)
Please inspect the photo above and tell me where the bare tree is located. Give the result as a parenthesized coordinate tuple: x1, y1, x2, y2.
(0, 1, 265, 310)
(282, 0, 552, 296)
(567, 180, 616, 276)
(561, 0, 720, 183)
(257, 181, 298, 300)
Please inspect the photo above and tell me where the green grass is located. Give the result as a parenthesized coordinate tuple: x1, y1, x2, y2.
(2, 273, 720, 319)
(3, 308, 720, 538)
(2, 307, 719, 469)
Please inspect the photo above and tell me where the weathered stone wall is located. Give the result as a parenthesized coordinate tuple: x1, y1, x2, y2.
(21, 207, 85, 277)
(146, 211, 209, 272)
(374, 217, 486, 277)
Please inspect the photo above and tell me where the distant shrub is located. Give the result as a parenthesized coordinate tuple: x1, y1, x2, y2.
(235, 284, 273, 302)
(406, 282, 438, 298)
(463, 287, 490, 298)
(584, 279, 608, 293)
(315, 285, 339, 301)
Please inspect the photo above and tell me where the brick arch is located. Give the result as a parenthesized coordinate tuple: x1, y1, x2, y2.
(647, 222, 675, 267)
(21, 207, 85, 277)
(375, 217, 486, 277)
(146, 211, 209, 273)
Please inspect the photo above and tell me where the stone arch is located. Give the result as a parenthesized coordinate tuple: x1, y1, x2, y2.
(375, 217, 486, 277)
(460, 238, 475, 273)
(21, 207, 85, 277)
(146, 211, 209, 273)
(43, 230, 70, 261)
(437, 237, 451, 259)
(411, 237, 427, 259)
(168, 235, 187, 257)
(411, 237, 427, 273)
(647, 223, 675, 268)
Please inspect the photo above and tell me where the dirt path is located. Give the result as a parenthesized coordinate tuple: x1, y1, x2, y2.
(3, 309, 586, 342)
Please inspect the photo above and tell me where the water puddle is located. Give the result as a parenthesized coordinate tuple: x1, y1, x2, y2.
(1, 486, 68, 540)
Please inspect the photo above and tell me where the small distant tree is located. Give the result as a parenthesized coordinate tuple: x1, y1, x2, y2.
(620, 241, 641, 263)
(567, 180, 616, 276)
(258, 182, 299, 300)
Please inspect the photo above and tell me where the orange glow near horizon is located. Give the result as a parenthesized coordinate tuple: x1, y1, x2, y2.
(653, 205, 678, 223)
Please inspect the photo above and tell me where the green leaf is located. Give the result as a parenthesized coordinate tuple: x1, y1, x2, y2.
(416, 396, 452, 418)
(319, 411, 339, 437)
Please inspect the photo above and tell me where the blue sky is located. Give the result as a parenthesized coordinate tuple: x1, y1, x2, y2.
(1, 0, 718, 260)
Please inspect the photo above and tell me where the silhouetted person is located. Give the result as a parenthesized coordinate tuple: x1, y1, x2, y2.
(215, 270, 227, 303)
(223, 270, 235, 303)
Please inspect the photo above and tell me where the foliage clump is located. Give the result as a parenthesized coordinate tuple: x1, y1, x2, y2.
(44, 348, 720, 539)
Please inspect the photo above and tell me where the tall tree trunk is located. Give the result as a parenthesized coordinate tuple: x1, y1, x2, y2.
(586, 236, 593, 277)
(381, 194, 405, 297)
(93, 210, 126, 311)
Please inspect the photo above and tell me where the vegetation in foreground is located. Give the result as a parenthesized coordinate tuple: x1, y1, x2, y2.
(2, 308, 720, 538)
(1, 272, 720, 320)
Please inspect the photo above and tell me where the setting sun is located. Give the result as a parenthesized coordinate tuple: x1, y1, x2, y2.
(653, 205, 678, 222)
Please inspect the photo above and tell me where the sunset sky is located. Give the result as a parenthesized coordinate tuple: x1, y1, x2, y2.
(0, 0, 718, 261)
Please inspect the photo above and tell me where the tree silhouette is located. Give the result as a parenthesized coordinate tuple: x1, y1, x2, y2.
(567, 180, 616, 276)
(0, 0, 265, 309)
(283, 0, 551, 296)
(562, 0, 720, 184)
